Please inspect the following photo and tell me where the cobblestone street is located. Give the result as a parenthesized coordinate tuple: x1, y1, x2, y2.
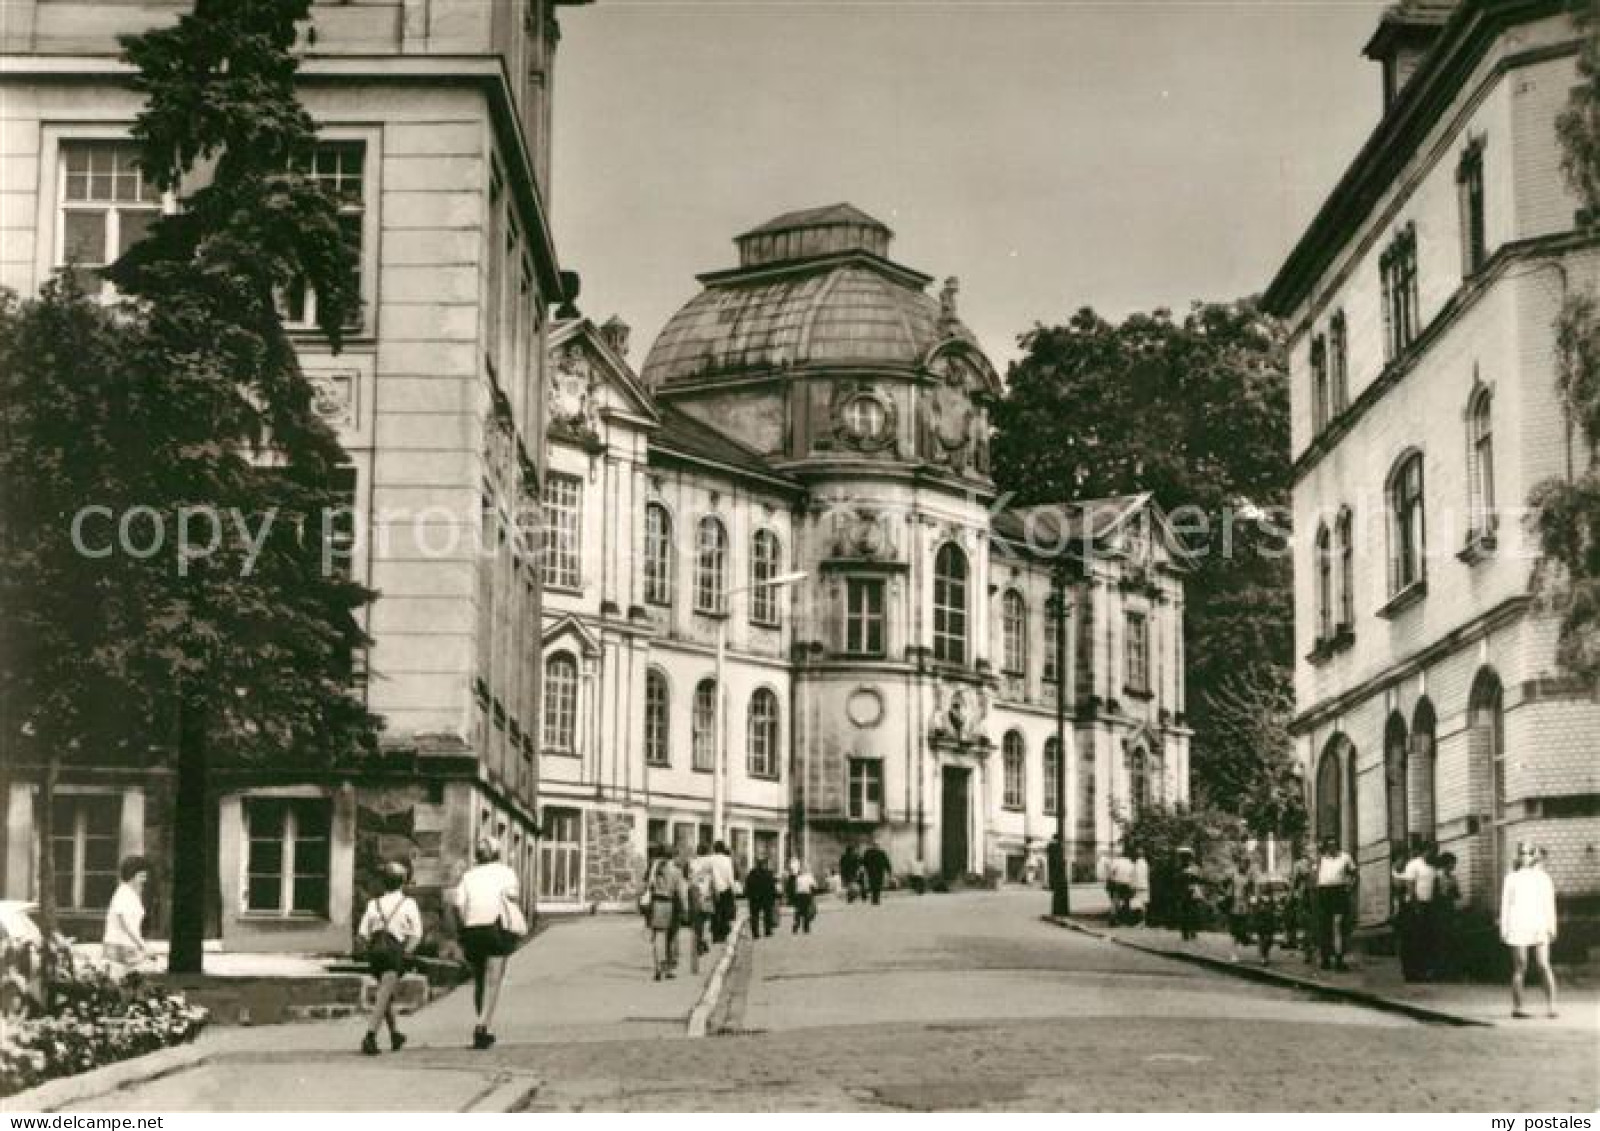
(47, 890, 1597, 1112)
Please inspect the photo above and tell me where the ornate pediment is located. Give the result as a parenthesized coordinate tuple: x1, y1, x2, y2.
(548, 341, 603, 443)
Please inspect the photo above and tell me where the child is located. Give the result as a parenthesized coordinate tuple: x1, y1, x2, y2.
(791, 862, 818, 934)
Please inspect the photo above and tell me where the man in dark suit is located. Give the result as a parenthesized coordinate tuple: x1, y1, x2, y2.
(861, 841, 891, 906)
(745, 856, 779, 938)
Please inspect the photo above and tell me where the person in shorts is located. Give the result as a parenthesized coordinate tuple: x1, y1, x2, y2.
(1315, 836, 1357, 971)
(357, 860, 422, 1055)
(453, 838, 520, 1049)
(103, 856, 150, 974)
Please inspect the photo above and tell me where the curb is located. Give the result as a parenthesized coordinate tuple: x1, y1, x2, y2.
(3, 1041, 213, 1113)
(686, 914, 747, 1038)
(1047, 916, 1492, 1028)
(464, 1074, 541, 1113)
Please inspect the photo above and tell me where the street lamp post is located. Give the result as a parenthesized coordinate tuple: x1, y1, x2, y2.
(1050, 567, 1072, 918)
(713, 569, 808, 843)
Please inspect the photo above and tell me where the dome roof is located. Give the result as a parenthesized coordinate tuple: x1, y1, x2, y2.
(641, 205, 983, 388)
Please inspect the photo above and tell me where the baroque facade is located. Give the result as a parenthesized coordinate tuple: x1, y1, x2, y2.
(536, 205, 1191, 908)
(1265, 0, 1599, 946)
(0, 0, 582, 950)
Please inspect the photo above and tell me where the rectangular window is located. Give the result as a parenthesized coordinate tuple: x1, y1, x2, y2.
(845, 578, 886, 657)
(1380, 224, 1419, 361)
(1043, 741, 1060, 817)
(541, 473, 582, 590)
(49, 793, 121, 912)
(245, 798, 331, 916)
(1125, 611, 1149, 693)
(282, 141, 366, 331)
(692, 681, 716, 772)
(1458, 139, 1486, 277)
(57, 141, 161, 295)
(848, 759, 883, 822)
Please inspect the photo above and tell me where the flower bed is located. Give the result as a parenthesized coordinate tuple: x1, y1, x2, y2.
(1, 941, 208, 1098)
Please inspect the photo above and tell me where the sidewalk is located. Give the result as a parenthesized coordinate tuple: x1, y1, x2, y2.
(1059, 916, 1599, 1032)
(11, 912, 737, 1113)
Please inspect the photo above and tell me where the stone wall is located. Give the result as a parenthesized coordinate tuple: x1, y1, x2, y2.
(584, 808, 641, 906)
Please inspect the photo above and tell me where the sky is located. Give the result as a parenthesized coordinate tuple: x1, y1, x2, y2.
(549, 0, 1391, 370)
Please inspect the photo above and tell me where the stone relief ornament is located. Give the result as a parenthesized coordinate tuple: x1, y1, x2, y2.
(308, 370, 357, 429)
(920, 352, 977, 471)
(829, 505, 897, 560)
(549, 343, 602, 438)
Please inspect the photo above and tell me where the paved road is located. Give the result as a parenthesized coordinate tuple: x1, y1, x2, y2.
(55, 891, 1598, 1112)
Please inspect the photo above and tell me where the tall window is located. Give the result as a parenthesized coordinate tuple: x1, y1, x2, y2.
(749, 529, 781, 625)
(1310, 334, 1330, 434)
(283, 141, 366, 329)
(1329, 311, 1349, 414)
(1002, 732, 1026, 811)
(932, 542, 968, 664)
(1336, 508, 1355, 630)
(1043, 738, 1061, 816)
(1380, 224, 1420, 361)
(541, 473, 581, 590)
(1125, 611, 1149, 693)
(694, 517, 727, 614)
(845, 578, 886, 657)
(57, 141, 161, 295)
(1042, 594, 1060, 683)
(1458, 139, 1486, 276)
(245, 798, 330, 915)
(1384, 712, 1409, 854)
(848, 759, 883, 821)
(644, 669, 670, 767)
(1001, 590, 1027, 676)
(747, 689, 780, 779)
(1388, 452, 1426, 594)
(49, 793, 120, 912)
(543, 653, 578, 753)
(643, 503, 673, 606)
(1467, 387, 1495, 538)
(692, 679, 717, 772)
(1315, 523, 1334, 641)
(1129, 749, 1149, 819)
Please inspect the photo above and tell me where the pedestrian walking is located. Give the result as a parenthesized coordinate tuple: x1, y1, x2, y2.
(1176, 848, 1204, 941)
(686, 854, 713, 967)
(1106, 846, 1136, 925)
(1224, 849, 1257, 959)
(840, 843, 862, 904)
(745, 855, 779, 938)
(357, 860, 422, 1055)
(1392, 840, 1439, 982)
(1130, 849, 1151, 926)
(1314, 836, 1357, 971)
(1286, 846, 1312, 954)
(644, 843, 687, 980)
(708, 840, 737, 942)
(1500, 841, 1559, 1019)
(452, 838, 521, 1050)
(1249, 868, 1290, 966)
(862, 841, 891, 905)
(791, 862, 818, 933)
(103, 856, 150, 975)
(1434, 851, 1462, 979)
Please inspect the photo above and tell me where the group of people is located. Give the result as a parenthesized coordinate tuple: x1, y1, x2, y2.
(1103, 847, 1151, 926)
(838, 841, 892, 905)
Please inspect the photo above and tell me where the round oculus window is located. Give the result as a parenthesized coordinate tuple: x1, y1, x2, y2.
(843, 395, 889, 442)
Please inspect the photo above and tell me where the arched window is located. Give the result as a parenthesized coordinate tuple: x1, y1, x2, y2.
(1411, 697, 1437, 846)
(1314, 523, 1334, 641)
(1469, 668, 1506, 899)
(543, 653, 578, 753)
(749, 529, 781, 625)
(1311, 334, 1330, 433)
(691, 678, 717, 772)
(1388, 452, 1426, 594)
(1043, 737, 1061, 817)
(1329, 311, 1349, 413)
(1336, 508, 1355, 630)
(644, 669, 670, 767)
(1129, 747, 1149, 819)
(643, 503, 673, 606)
(1467, 387, 1495, 538)
(1002, 731, 1025, 810)
(747, 688, 780, 779)
(933, 542, 968, 664)
(1001, 590, 1026, 676)
(1316, 738, 1344, 851)
(694, 516, 727, 614)
(1384, 711, 1409, 854)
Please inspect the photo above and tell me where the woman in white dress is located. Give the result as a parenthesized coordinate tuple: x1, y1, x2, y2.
(1499, 841, 1559, 1019)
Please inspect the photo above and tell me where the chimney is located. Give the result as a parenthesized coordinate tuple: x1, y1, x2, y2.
(1363, 2, 1456, 112)
(600, 315, 631, 359)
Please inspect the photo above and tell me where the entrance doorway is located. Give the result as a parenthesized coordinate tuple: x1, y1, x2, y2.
(941, 766, 970, 879)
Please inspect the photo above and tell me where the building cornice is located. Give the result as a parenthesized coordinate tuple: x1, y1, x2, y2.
(1262, 0, 1574, 318)
(0, 53, 568, 299)
(1289, 593, 1532, 734)
(1291, 231, 1598, 482)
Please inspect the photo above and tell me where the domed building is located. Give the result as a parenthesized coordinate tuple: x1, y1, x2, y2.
(534, 205, 1191, 907)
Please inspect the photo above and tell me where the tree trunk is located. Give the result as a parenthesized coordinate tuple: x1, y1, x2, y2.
(168, 688, 208, 974)
(37, 752, 59, 954)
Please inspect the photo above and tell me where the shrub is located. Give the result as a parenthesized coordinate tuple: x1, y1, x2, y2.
(0, 941, 208, 1098)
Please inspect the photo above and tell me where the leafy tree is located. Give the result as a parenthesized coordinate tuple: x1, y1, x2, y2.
(1529, 1, 1600, 686)
(991, 301, 1296, 823)
(0, 0, 379, 972)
